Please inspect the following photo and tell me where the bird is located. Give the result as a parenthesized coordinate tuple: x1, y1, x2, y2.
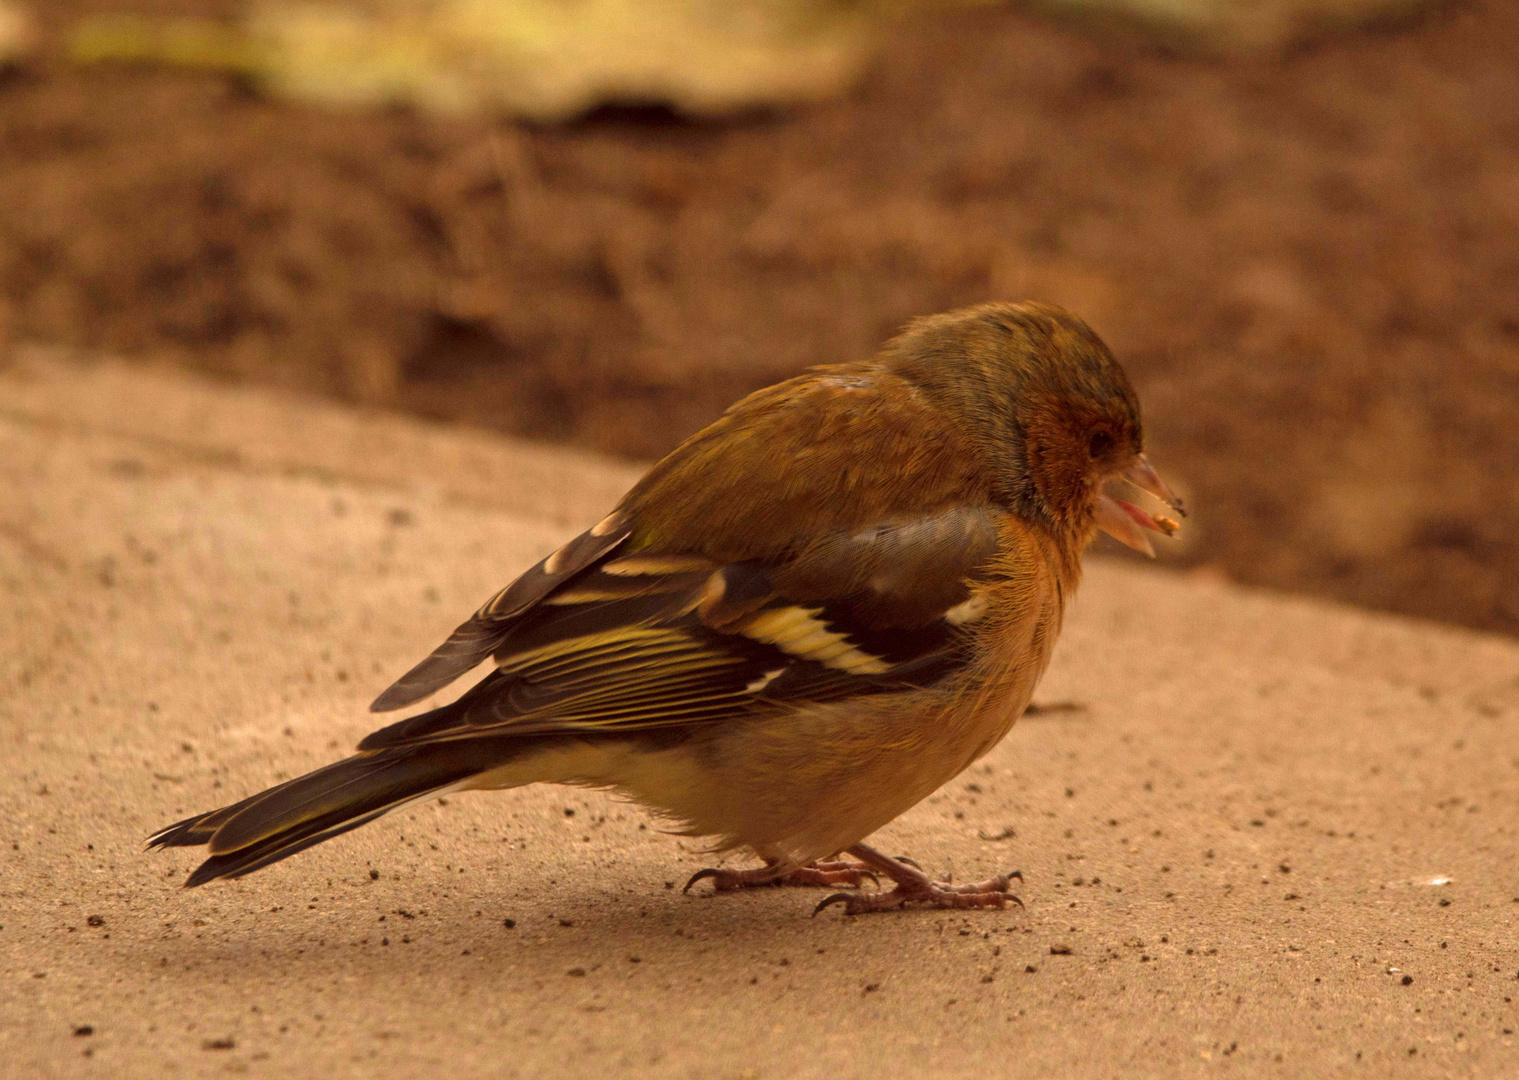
(149, 300, 1182, 915)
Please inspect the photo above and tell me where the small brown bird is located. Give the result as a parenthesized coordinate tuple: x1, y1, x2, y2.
(150, 301, 1181, 914)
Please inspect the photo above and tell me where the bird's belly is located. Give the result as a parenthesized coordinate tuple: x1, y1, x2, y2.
(613, 652, 1043, 865)
(499, 588, 1061, 866)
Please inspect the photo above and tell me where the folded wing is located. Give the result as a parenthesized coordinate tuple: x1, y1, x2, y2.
(368, 510, 633, 712)
(359, 505, 1005, 751)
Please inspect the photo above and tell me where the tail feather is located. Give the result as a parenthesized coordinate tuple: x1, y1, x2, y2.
(148, 739, 526, 887)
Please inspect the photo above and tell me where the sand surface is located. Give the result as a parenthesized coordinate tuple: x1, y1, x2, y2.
(3, 353, 1518, 1078)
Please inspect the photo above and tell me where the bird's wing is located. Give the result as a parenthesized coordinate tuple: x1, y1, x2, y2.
(369, 510, 634, 712)
(357, 505, 1005, 750)
(371, 364, 990, 716)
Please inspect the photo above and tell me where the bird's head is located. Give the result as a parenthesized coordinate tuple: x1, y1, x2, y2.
(884, 300, 1184, 556)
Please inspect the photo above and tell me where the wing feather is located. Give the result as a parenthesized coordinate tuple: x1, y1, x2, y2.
(368, 512, 633, 712)
(359, 505, 1006, 752)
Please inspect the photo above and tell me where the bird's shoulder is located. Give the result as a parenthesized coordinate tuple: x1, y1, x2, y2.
(621, 362, 993, 564)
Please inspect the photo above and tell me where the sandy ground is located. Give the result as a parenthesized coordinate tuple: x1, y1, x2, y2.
(3, 352, 1519, 1079)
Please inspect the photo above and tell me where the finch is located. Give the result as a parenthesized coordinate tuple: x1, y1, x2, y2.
(150, 301, 1182, 915)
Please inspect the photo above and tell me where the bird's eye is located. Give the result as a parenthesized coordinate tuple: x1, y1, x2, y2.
(1087, 431, 1113, 459)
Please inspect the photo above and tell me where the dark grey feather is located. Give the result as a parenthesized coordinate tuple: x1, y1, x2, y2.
(368, 511, 632, 712)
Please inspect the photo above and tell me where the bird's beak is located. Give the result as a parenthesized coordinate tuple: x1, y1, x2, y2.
(1094, 453, 1185, 559)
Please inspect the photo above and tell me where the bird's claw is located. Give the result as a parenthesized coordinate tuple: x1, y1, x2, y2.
(813, 861, 879, 889)
(690, 848, 1022, 914)
(813, 892, 855, 917)
(815, 880, 1021, 915)
(682, 867, 723, 894)
(812, 846, 1026, 915)
(685, 859, 880, 894)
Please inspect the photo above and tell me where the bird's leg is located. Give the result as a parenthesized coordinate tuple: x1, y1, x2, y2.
(813, 843, 1023, 915)
(684, 856, 878, 894)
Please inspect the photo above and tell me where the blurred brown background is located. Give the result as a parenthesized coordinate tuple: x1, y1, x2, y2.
(1, 0, 1516, 636)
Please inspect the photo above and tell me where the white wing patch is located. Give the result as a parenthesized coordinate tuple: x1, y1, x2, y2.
(589, 510, 628, 537)
(745, 668, 785, 693)
(742, 606, 891, 674)
(602, 555, 714, 576)
(542, 542, 573, 575)
(944, 593, 988, 626)
(540, 586, 643, 605)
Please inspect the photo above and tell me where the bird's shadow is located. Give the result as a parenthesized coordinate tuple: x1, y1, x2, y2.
(113, 871, 975, 982)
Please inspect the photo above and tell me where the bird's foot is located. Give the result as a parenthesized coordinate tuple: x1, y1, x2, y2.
(684, 857, 878, 894)
(813, 843, 1023, 916)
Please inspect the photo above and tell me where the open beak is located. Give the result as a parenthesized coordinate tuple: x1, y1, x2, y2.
(1094, 453, 1186, 558)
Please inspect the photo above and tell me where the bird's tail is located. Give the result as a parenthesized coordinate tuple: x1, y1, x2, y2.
(148, 738, 526, 887)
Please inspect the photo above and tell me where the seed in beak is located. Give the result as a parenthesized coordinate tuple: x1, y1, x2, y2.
(1094, 491, 1167, 557)
(1095, 455, 1184, 557)
(1123, 454, 1185, 517)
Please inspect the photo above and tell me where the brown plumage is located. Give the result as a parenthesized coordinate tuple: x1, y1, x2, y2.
(150, 301, 1182, 913)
